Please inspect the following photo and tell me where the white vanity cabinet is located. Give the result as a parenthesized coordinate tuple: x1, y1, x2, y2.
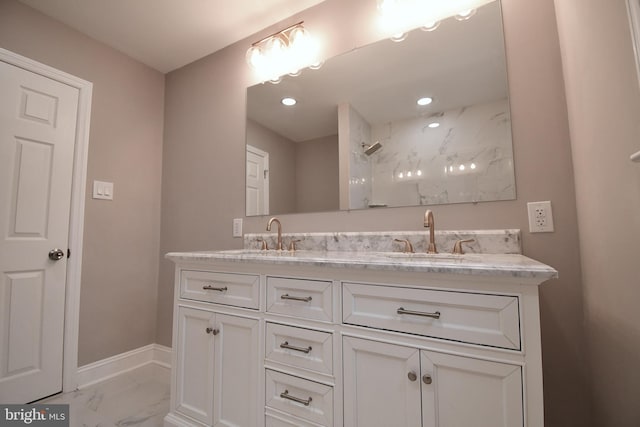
(167, 270, 260, 427)
(165, 249, 555, 427)
(343, 336, 523, 427)
(342, 282, 526, 427)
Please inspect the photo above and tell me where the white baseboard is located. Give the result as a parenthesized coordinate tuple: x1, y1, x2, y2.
(76, 344, 172, 389)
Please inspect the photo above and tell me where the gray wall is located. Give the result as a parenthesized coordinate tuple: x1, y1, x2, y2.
(159, 0, 590, 425)
(554, 0, 640, 425)
(295, 135, 339, 213)
(246, 119, 296, 214)
(0, 0, 165, 366)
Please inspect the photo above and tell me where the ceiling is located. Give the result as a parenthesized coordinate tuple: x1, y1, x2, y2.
(18, 0, 327, 73)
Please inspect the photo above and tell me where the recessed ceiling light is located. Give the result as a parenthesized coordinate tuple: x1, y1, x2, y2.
(281, 97, 297, 106)
(428, 122, 440, 128)
(417, 97, 433, 106)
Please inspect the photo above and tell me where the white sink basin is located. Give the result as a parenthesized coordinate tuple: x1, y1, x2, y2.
(382, 252, 482, 262)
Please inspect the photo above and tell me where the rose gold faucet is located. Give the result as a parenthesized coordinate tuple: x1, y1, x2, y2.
(423, 210, 437, 254)
(267, 217, 284, 251)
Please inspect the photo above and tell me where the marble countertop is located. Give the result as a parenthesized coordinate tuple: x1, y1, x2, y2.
(166, 249, 558, 280)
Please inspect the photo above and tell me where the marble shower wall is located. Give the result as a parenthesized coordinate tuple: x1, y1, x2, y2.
(342, 104, 373, 209)
(348, 98, 515, 208)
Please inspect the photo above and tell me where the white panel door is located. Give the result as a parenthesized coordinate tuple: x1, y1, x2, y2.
(0, 60, 79, 403)
(421, 350, 524, 427)
(343, 336, 422, 427)
(174, 306, 216, 425)
(212, 313, 259, 427)
(246, 145, 269, 216)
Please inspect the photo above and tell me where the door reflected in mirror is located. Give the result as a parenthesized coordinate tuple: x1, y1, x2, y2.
(246, 0, 514, 216)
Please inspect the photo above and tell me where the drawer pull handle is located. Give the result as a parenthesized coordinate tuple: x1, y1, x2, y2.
(203, 285, 228, 292)
(397, 307, 441, 319)
(280, 390, 312, 406)
(280, 341, 312, 354)
(281, 294, 312, 302)
(205, 327, 219, 335)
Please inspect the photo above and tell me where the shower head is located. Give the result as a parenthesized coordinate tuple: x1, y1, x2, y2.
(362, 141, 382, 156)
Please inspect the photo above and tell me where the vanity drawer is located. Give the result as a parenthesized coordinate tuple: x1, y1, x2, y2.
(266, 323, 333, 375)
(266, 412, 320, 427)
(267, 277, 333, 322)
(265, 369, 333, 426)
(180, 270, 259, 309)
(342, 282, 521, 350)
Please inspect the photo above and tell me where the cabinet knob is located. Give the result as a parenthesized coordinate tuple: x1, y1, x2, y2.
(407, 371, 417, 382)
(422, 374, 433, 385)
(206, 327, 219, 335)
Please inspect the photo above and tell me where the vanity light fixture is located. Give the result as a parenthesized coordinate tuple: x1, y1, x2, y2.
(246, 22, 322, 83)
(376, 0, 495, 40)
(281, 97, 297, 106)
(417, 97, 433, 106)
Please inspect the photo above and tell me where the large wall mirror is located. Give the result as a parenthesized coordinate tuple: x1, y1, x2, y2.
(246, 0, 515, 216)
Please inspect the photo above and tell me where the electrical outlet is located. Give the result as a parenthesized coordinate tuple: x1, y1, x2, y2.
(232, 218, 243, 237)
(527, 201, 554, 233)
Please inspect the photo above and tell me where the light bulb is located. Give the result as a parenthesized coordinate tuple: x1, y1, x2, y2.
(421, 21, 440, 32)
(455, 9, 477, 21)
(428, 122, 440, 128)
(246, 45, 263, 68)
(377, 0, 399, 13)
(417, 97, 433, 106)
(289, 26, 310, 51)
(459, 164, 465, 171)
(417, 170, 422, 176)
(390, 32, 408, 42)
(470, 163, 477, 169)
(266, 36, 285, 58)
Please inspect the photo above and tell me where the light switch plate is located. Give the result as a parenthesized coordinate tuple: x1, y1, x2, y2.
(233, 218, 243, 237)
(93, 180, 114, 200)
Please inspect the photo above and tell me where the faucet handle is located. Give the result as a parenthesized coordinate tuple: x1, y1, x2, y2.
(288, 239, 301, 252)
(393, 238, 415, 253)
(257, 238, 268, 251)
(452, 239, 475, 255)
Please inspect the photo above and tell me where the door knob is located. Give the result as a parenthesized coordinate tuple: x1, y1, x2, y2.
(205, 327, 219, 335)
(407, 371, 417, 382)
(422, 374, 433, 385)
(48, 249, 65, 261)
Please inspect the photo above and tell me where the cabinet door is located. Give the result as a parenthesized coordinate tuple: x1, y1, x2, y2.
(421, 350, 523, 427)
(175, 306, 215, 425)
(343, 336, 422, 427)
(213, 313, 260, 427)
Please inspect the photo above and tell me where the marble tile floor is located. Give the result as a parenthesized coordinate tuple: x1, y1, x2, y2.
(39, 363, 170, 427)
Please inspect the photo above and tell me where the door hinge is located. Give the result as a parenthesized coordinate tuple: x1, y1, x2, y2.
(264, 169, 269, 179)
